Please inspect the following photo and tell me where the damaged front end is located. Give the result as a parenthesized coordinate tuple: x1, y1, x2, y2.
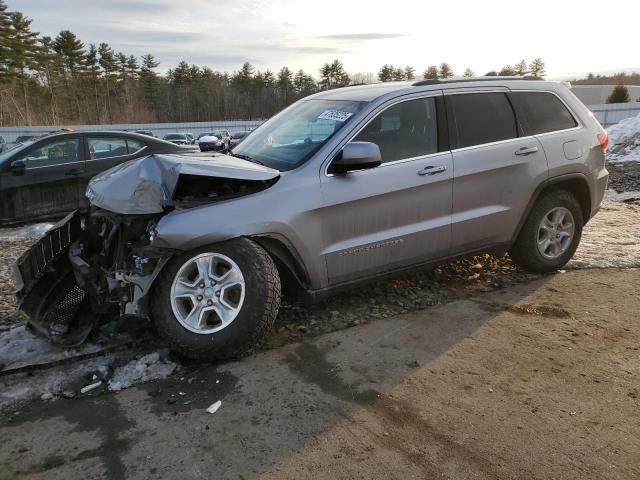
(14, 153, 279, 346)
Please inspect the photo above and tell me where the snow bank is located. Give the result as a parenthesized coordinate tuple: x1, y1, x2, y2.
(108, 351, 177, 392)
(607, 113, 640, 163)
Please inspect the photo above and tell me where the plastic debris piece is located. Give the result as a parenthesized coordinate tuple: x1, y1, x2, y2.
(80, 381, 102, 394)
(206, 400, 222, 414)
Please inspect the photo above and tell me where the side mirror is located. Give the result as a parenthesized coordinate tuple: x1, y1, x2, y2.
(11, 159, 26, 176)
(332, 141, 382, 174)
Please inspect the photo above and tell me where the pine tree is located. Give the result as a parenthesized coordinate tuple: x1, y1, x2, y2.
(0, 0, 12, 81)
(484, 70, 498, 76)
(403, 66, 415, 81)
(462, 67, 474, 77)
(378, 64, 394, 82)
(423, 65, 439, 80)
(439, 62, 454, 78)
(84, 44, 101, 121)
(514, 60, 528, 76)
(499, 65, 515, 76)
(277, 66, 293, 104)
(529, 58, 546, 78)
(7, 12, 39, 125)
(53, 30, 84, 77)
(98, 43, 116, 123)
(392, 67, 405, 81)
(606, 84, 630, 104)
(34, 35, 63, 123)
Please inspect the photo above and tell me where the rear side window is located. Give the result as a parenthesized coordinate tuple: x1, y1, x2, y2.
(510, 91, 577, 135)
(354, 97, 438, 163)
(88, 137, 129, 159)
(447, 93, 518, 149)
(127, 139, 145, 153)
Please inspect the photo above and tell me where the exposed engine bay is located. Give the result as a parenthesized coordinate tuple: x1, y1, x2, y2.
(13, 153, 280, 345)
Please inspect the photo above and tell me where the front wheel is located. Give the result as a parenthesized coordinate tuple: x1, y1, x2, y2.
(152, 238, 281, 360)
(509, 190, 584, 273)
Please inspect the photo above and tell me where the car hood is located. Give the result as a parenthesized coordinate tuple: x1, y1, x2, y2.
(86, 153, 280, 214)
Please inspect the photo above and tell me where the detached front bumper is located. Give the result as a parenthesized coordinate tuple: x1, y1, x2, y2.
(14, 210, 82, 301)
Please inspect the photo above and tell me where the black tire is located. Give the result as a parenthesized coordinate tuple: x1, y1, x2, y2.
(509, 189, 584, 273)
(152, 238, 281, 360)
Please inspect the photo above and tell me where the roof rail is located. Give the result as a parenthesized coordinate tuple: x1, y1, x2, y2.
(412, 75, 543, 86)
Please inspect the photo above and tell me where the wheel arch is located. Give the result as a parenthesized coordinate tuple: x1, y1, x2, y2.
(249, 234, 312, 299)
(512, 174, 591, 245)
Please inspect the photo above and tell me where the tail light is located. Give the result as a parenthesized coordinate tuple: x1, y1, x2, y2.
(597, 132, 608, 151)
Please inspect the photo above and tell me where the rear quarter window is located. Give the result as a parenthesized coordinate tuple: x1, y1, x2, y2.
(509, 91, 577, 135)
(447, 93, 518, 149)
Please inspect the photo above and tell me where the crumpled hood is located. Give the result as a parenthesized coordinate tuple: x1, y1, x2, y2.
(86, 153, 280, 214)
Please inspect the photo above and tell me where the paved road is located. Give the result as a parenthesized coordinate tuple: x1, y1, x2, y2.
(1, 268, 638, 479)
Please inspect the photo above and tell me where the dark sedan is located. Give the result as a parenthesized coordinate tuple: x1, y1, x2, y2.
(0, 131, 195, 225)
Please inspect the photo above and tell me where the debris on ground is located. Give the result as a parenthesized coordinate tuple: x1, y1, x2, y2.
(80, 381, 102, 394)
(206, 400, 222, 414)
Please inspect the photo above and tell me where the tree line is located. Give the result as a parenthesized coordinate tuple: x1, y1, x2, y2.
(0, 1, 552, 127)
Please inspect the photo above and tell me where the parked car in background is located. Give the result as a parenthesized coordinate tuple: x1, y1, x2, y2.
(0, 136, 6, 153)
(163, 133, 190, 145)
(229, 131, 251, 149)
(185, 133, 195, 144)
(0, 130, 197, 225)
(197, 130, 231, 152)
(135, 130, 154, 137)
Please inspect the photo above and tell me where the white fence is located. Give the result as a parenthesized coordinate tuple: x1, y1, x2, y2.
(587, 102, 640, 128)
(0, 120, 266, 143)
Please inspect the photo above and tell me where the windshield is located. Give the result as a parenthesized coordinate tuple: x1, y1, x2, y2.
(231, 99, 365, 171)
(164, 134, 186, 140)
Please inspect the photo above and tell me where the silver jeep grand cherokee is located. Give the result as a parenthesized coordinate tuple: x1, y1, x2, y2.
(15, 77, 609, 359)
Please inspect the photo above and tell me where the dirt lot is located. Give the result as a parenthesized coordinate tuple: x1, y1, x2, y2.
(0, 268, 638, 479)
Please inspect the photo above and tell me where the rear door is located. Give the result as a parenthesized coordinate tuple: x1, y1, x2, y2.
(446, 91, 549, 253)
(16, 136, 86, 220)
(320, 93, 453, 285)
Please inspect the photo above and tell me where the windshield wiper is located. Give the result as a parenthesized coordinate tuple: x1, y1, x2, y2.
(230, 152, 265, 166)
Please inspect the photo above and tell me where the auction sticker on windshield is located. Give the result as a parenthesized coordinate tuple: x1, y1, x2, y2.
(317, 110, 353, 122)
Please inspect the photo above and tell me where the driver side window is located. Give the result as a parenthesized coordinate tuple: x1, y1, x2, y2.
(354, 97, 438, 164)
(24, 138, 80, 166)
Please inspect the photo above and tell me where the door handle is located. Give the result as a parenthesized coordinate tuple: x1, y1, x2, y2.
(515, 146, 539, 156)
(418, 165, 447, 176)
(65, 168, 81, 176)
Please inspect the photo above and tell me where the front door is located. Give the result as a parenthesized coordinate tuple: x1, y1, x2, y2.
(320, 95, 453, 285)
(12, 136, 85, 221)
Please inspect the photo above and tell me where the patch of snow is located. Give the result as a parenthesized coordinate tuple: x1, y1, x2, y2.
(0, 325, 104, 371)
(568, 191, 640, 269)
(0, 222, 55, 242)
(607, 113, 640, 163)
(108, 351, 177, 392)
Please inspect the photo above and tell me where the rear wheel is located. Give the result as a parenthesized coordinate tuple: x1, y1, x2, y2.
(152, 238, 281, 360)
(510, 190, 583, 273)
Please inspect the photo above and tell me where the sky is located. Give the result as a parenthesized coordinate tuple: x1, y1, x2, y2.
(9, 0, 640, 79)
